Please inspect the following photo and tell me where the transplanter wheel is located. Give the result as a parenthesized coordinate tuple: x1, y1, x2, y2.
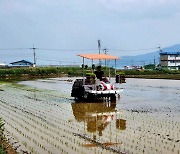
(84, 92, 94, 101)
(110, 94, 116, 101)
(84, 92, 89, 99)
(88, 93, 95, 101)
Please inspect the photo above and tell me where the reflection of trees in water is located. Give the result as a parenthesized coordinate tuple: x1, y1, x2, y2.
(72, 102, 126, 137)
(116, 119, 126, 130)
(86, 113, 113, 136)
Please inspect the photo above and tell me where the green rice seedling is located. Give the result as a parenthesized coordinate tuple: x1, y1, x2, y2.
(0, 118, 5, 154)
(0, 117, 5, 140)
(0, 144, 6, 154)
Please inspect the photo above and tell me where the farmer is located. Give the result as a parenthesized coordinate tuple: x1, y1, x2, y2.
(94, 66, 104, 81)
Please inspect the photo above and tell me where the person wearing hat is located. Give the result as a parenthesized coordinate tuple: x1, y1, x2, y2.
(94, 66, 104, 81)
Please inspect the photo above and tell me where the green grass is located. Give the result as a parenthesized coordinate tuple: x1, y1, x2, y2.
(120, 69, 180, 80)
(0, 144, 6, 154)
(0, 81, 7, 85)
(0, 118, 5, 154)
(0, 67, 180, 81)
(0, 67, 83, 79)
(0, 118, 5, 139)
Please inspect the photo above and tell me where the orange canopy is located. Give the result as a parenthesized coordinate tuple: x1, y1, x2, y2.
(77, 54, 119, 60)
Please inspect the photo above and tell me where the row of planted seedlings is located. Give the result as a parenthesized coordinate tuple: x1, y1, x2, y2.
(30, 100, 109, 154)
(0, 101, 43, 154)
(24, 86, 122, 154)
(3, 85, 85, 136)
(2, 83, 179, 154)
(126, 111, 180, 142)
(0, 85, 179, 154)
(0, 86, 69, 123)
(0, 88, 69, 144)
(1, 86, 75, 133)
(2, 85, 119, 154)
(0, 92, 84, 154)
(125, 110, 178, 153)
(104, 109, 180, 154)
(14, 80, 72, 102)
(25, 87, 180, 153)
(89, 109, 179, 154)
(0, 107, 32, 153)
(0, 85, 105, 153)
(25, 92, 102, 154)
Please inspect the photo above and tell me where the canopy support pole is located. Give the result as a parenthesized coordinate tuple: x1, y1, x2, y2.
(92, 59, 93, 73)
(108, 60, 111, 81)
(115, 59, 117, 75)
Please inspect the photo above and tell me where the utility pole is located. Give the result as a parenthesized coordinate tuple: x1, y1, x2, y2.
(103, 48, 108, 54)
(98, 40, 101, 54)
(154, 56, 156, 66)
(175, 54, 177, 69)
(158, 46, 163, 68)
(158, 46, 163, 53)
(98, 40, 101, 65)
(30, 45, 37, 67)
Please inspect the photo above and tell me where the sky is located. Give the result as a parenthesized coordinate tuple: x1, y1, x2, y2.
(0, 0, 180, 65)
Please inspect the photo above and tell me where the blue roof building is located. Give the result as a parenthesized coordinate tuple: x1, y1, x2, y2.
(10, 60, 33, 67)
(160, 52, 180, 55)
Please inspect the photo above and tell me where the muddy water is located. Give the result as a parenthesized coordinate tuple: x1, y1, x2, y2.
(0, 78, 179, 154)
(119, 78, 180, 120)
(20, 78, 180, 119)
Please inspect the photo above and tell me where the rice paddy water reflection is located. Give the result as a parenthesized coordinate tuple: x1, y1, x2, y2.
(0, 78, 179, 153)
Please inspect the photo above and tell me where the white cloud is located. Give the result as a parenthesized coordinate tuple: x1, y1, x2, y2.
(0, 0, 37, 14)
(97, 0, 180, 17)
(0, 0, 180, 57)
(0, 0, 61, 15)
(98, 0, 178, 7)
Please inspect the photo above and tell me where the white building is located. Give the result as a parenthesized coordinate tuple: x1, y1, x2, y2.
(0, 62, 7, 68)
(160, 52, 180, 70)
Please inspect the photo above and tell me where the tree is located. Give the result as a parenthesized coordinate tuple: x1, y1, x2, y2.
(144, 64, 155, 69)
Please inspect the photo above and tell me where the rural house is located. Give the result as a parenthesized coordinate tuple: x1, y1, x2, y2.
(10, 60, 33, 67)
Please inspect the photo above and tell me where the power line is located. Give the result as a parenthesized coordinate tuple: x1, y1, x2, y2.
(109, 47, 159, 51)
(38, 57, 159, 65)
(0, 46, 160, 52)
(0, 48, 97, 51)
(0, 48, 29, 50)
(37, 58, 81, 64)
(0, 46, 162, 66)
(37, 48, 97, 52)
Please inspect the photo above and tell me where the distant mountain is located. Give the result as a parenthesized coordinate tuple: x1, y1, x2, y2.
(116, 44, 180, 68)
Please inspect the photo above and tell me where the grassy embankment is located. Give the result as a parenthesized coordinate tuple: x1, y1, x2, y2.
(0, 67, 82, 81)
(0, 67, 180, 81)
(123, 69, 180, 80)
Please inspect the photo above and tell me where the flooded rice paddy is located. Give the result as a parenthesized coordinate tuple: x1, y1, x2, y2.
(0, 78, 180, 154)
